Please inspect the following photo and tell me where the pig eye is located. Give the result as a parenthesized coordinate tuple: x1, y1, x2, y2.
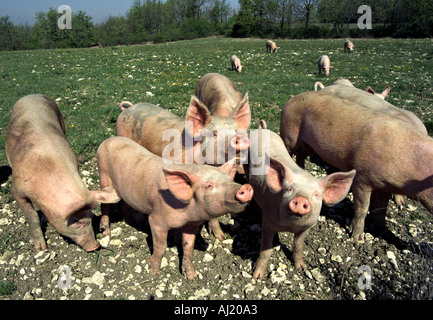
(313, 191, 320, 198)
(212, 131, 218, 138)
(287, 186, 294, 193)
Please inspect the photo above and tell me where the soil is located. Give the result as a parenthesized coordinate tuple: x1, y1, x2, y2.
(1, 158, 433, 301)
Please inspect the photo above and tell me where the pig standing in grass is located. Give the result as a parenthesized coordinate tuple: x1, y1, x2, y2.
(195, 72, 251, 239)
(6, 94, 120, 252)
(317, 55, 333, 76)
(230, 55, 245, 73)
(97, 137, 253, 279)
(246, 122, 355, 279)
(344, 40, 354, 52)
(280, 91, 433, 241)
(266, 40, 280, 53)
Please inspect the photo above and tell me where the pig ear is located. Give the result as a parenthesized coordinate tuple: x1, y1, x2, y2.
(186, 96, 212, 138)
(219, 158, 241, 180)
(230, 92, 251, 131)
(90, 187, 121, 204)
(381, 86, 390, 98)
(320, 170, 356, 205)
(162, 168, 195, 203)
(265, 156, 292, 193)
(366, 87, 375, 95)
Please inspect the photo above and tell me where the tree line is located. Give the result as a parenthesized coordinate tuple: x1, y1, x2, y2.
(1, 0, 432, 51)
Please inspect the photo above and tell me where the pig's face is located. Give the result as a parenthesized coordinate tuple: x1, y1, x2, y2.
(163, 162, 253, 219)
(186, 95, 251, 165)
(265, 157, 356, 232)
(54, 204, 100, 252)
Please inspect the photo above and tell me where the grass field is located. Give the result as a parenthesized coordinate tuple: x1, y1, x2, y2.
(1, 37, 433, 166)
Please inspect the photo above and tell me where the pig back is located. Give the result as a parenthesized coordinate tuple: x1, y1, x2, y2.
(322, 85, 426, 133)
(6, 94, 89, 213)
(116, 102, 185, 156)
(195, 73, 243, 116)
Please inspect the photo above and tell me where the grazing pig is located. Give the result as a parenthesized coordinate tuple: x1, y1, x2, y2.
(317, 55, 333, 77)
(366, 86, 390, 100)
(97, 136, 253, 279)
(266, 40, 280, 53)
(344, 40, 354, 52)
(230, 55, 245, 73)
(5, 94, 120, 252)
(195, 72, 251, 239)
(280, 91, 433, 241)
(246, 123, 355, 279)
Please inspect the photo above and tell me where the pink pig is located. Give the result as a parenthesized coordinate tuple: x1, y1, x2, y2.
(246, 123, 355, 279)
(230, 55, 245, 73)
(97, 136, 253, 279)
(6, 94, 120, 252)
(280, 91, 433, 241)
(317, 55, 333, 77)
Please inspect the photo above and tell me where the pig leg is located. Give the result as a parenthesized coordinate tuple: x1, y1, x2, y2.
(208, 218, 226, 241)
(350, 182, 372, 241)
(295, 144, 314, 169)
(148, 216, 168, 275)
(292, 230, 308, 269)
(371, 190, 391, 237)
(181, 224, 200, 280)
(252, 221, 276, 280)
(13, 187, 47, 251)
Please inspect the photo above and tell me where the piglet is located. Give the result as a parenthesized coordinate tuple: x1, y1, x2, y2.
(231, 55, 245, 73)
(344, 40, 354, 52)
(280, 91, 433, 241)
(266, 40, 280, 53)
(246, 123, 355, 279)
(97, 136, 253, 280)
(317, 55, 333, 77)
(6, 94, 120, 252)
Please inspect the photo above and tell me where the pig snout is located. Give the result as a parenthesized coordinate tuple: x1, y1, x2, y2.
(236, 184, 253, 203)
(289, 196, 311, 215)
(231, 133, 251, 151)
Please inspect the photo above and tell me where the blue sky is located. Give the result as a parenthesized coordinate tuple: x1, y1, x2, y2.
(1, 0, 240, 25)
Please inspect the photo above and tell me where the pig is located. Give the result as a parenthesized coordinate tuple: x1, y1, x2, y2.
(245, 122, 356, 279)
(317, 55, 333, 77)
(116, 95, 251, 241)
(344, 40, 354, 53)
(97, 136, 253, 279)
(366, 86, 390, 100)
(266, 40, 280, 53)
(195, 72, 251, 239)
(280, 91, 433, 241)
(5, 94, 120, 252)
(230, 55, 245, 73)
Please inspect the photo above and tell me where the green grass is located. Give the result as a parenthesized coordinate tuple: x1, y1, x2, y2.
(1, 37, 432, 165)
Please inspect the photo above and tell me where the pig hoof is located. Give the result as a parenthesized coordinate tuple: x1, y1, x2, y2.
(252, 270, 264, 280)
(294, 261, 306, 269)
(184, 269, 198, 280)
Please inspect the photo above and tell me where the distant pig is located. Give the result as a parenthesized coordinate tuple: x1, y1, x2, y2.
(344, 40, 354, 52)
(6, 94, 120, 252)
(231, 55, 245, 73)
(280, 91, 433, 241)
(266, 40, 280, 53)
(97, 136, 253, 279)
(317, 55, 333, 76)
(246, 123, 355, 279)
